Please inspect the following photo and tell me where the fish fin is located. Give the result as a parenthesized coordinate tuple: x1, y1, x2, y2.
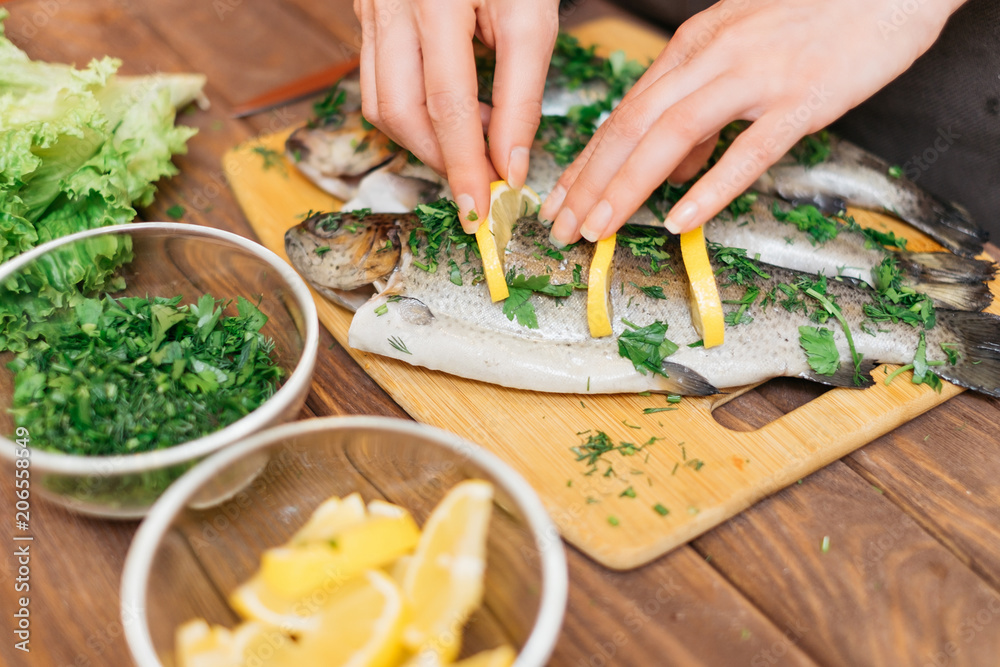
(394, 296, 433, 325)
(931, 310, 1000, 397)
(799, 359, 877, 388)
(895, 251, 997, 284)
(313, 284, 376, 313)
(913, 197, 988, 258)
(912, 281, 994, 312)
(659, 362, 720, 396)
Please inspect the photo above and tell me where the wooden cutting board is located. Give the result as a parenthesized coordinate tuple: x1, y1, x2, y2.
(223, 18, 1000, 570)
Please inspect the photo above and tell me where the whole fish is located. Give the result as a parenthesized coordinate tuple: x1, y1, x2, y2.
(286, 209, 1000, 397)
(701, 194, 995, 312)
(753, 132, 988, 258)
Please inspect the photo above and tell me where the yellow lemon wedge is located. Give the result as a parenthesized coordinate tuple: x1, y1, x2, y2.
(258, 512, 421, 599)
(286, 570, 407, 667)
(400, 644, 516, 667)
(290, 492, 367, 545)
(454, 645, 517, 667)
(476, 181, 541, 302)
(401, 480, 494, 661)
(228, 575, 323, 633)
(586, 234, 616, 338)
(679, 226, 724, 348)
(175, 619, 288, 667)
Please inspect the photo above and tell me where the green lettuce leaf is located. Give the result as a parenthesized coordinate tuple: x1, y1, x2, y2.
(0, 9, 204, 352)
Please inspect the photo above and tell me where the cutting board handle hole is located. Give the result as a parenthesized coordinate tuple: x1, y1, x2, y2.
(711, 379, 833, 432)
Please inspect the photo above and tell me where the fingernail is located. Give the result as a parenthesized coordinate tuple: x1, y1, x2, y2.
(539, 184, 566, 223)
(666, 178, 684, 187)
(665, 201, 698, 234)
(548, 232, 567, 249)
(507, 146, 530, 190)
(551, 207, 577, 247)
(456, 193, 479, 232)
(580, 200, 613, 242)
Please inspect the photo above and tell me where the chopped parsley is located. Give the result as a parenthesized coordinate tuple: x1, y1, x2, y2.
(653, 503, 669, 516)
(790, 130, 831, 167)
(409, 199, 478, 273)
(617, 319, 678, 378)
(801, 284, 865, 385)
(251, 146, 286, 174)
(166, 204, 185, 220)
(619, 225, 671, 273)
(798, 326, 840, 376)
(501, 271, 582, 329)
(865, 256, 935, 329)
(536, 34, 646, 164)
(314, 245, 331, 256)
(310, 84, 348, 127)
(771, 202, 841, 245)
(631, 282, 667, 299)
(722, 286, 760, 326)
(448, 259, 463, 286)
(8, 294, 283, 455)
(709, 244, 771, 287)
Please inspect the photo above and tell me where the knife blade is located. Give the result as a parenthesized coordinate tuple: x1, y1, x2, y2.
(231, 56, 361, 118)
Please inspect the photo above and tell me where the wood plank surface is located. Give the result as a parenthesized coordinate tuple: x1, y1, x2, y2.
(222, 19, 1000, 571)
(3, 1, 1000, 666)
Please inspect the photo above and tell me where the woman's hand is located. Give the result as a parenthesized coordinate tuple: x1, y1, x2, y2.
(354, 0, 559, 231)
(540, 0, 966, 244)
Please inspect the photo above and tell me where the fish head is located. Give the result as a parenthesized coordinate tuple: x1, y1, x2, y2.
(285, 211, 410, 311)
(285, 111, 396, 180)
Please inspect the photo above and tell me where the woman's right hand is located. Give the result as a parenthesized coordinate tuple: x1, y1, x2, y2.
(354, 0, 559, 231)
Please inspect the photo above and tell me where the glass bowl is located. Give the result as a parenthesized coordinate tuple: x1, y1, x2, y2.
(120, 416, 568, 667)
(0, 223, 319, 518)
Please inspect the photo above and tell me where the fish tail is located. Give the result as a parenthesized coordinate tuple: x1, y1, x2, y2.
(931, 310, 1000, 397)
(895, 251, 997, 284)
(910, 281, 994, 312)
(910, 196, 989, 258)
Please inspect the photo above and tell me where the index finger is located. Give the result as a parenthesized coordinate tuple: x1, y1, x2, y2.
(416, 4, 491, 231)
(487, 11, 558, 190)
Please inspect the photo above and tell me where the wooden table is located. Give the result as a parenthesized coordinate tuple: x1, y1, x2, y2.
(2, 1, 1000, 665)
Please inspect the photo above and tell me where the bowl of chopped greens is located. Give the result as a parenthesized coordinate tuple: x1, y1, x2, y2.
(0, 223, 319, 518)
(121, 416, 568, 667)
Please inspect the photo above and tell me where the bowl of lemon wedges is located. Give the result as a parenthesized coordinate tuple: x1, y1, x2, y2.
(121, 416, 568, 667)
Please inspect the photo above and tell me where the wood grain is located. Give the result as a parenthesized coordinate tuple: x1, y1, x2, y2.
(697, 391, 1000, 666)
(223, 19, 1000, 570)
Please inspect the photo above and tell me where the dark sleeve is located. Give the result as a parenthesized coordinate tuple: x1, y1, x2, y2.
(834, 0, 1000, 239)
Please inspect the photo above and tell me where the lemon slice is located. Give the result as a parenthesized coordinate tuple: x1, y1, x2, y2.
(401, 480, 494, 661)
(455, 645, 517, 667)
(289, 570, 406, 667)
(259, 512, 421, 598)
(587, 234, 616, 338)
(475, 181, 541, 302)
(679, 226, 724, 348)
(175, 620, 282, 667)
(175, 619, 230, 667)
(290, 492, 367, 545)
(400, 645, 515, 667)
